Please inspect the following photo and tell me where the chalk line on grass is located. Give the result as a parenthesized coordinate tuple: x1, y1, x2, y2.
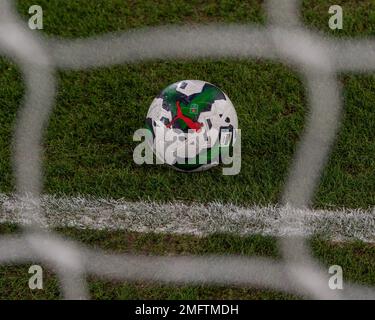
(0, 193, 373, 242)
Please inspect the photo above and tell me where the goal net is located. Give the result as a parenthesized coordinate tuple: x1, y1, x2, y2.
(0, 0, 374, 299)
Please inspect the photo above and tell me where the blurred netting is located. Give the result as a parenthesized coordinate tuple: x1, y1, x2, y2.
(0, 0, 374, 299)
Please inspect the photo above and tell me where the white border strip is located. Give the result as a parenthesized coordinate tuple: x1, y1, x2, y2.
(1, 194, 374, 242)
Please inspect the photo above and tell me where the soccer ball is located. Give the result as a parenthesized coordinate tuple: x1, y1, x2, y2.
(145, 80, 238, 172)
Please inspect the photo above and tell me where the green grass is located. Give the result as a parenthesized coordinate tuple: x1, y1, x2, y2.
(0, 0, 373, 207)
(0, 0, 374, 299)
(0, 224, 374, 299)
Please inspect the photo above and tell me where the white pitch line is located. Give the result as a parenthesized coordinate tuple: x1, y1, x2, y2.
(0, 193, 374, 243)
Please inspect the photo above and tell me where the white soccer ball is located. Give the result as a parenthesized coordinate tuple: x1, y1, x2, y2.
(146, 80, 238, 172)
